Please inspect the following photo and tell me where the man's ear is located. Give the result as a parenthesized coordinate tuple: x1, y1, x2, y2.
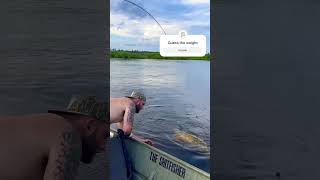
(84, 118, 97, 136)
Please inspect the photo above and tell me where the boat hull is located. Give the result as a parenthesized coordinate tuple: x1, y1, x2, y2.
(111, 129, 210, 180)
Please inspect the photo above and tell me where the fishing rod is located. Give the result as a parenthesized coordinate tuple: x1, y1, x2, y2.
(122, 0, 167, 35)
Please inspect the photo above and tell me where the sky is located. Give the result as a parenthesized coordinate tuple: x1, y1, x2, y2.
(110, 0, 210, 52)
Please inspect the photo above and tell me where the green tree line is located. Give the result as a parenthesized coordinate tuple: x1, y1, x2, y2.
(110, 49, 211, 60)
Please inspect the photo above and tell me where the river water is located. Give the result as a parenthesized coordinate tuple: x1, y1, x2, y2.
(0, 0, 108, 179)
(111, 58, 210, 172)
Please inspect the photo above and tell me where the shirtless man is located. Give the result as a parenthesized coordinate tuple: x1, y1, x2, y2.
(110, 90, 153, 145)
(0, 96, 107, 180)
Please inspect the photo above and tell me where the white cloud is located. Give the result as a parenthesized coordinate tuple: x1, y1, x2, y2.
(180, 0, 210, 5)
(110, 13, 139, 37)
(110, 11, 186, 40)
(183, 7, 210, 19)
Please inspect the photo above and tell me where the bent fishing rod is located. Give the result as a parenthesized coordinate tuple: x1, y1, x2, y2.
(123, 0, 167, 35)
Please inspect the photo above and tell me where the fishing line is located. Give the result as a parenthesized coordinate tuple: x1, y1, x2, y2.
(122, 0, 167, 35)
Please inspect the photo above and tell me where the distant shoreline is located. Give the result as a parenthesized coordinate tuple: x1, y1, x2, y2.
(110, 49, 211, 61)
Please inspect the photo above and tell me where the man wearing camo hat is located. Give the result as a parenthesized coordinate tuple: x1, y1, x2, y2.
(110, 90, 153, 145)
(0, 96, 108, 180)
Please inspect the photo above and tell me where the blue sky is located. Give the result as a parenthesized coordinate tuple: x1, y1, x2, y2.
(110, 0, 210, 52)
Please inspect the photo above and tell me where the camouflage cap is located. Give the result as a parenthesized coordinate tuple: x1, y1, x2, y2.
(127, 90, 146, 102)
(49, 95, 107, 123)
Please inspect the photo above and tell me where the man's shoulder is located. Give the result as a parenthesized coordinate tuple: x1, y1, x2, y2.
(0, 113, 78, 158)
(45, 114, 79, 137)
(124, 98, 136, 109)
(31, 113, 79, 147)
(43, 115, 82, 180)
(0, 113, 71, 132)
(112, 97, 135, 106)
(37, 113, 72, 130)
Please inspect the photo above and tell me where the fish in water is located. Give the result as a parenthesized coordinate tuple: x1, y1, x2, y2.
(173, 129, 210, 154)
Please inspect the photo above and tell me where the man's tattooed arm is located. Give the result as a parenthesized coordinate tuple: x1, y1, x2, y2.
(122, 103, 135, 135)
(43, 124, 82, 180)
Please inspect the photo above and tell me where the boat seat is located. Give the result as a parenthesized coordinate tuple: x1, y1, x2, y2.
(109, 135, 130, 180)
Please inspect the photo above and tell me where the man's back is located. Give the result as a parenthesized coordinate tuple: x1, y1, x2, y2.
(0, 113, 72, 180)
(110, 97, 133, 124)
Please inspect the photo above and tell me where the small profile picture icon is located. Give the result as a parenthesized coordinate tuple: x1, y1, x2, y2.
(179, 31, 187, 39)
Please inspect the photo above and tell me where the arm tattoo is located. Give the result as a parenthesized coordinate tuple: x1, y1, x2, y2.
(126, 103, 135, 124)
(53, 126, 81, 180)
